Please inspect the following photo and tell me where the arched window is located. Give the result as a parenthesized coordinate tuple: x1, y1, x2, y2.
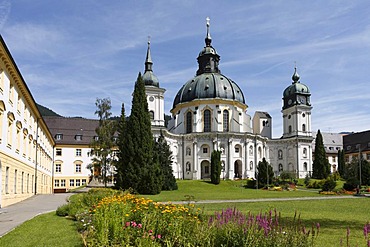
(303, 162, 308, 171)
(149, 111, 154, 120)
(258, 146, 262, 159)
(186, 162, 191, 172)
(303, 148, 307, 158)
(249, 161, 253, 170)
(279, 164, 283, 172)
(249, 146, 253, 156)
(278, 149, 283, 159)
(223, 110, 229, 132)
(186, 112, 192, 133)
(204, 109, 211, 132)
(302, 124, 306, 132)
(288, 125, 292, 133)
(186, 147, 191, 156)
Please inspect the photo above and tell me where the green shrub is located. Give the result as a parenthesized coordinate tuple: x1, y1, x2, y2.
(56, 204, 70, 216)
(321, 178, 337, 192)
(244, 179, 256, 189)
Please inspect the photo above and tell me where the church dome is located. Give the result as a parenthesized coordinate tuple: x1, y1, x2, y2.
(172, 18, 245, 109)
(283, 67, 310, 97)
(142, 39, 159, 87)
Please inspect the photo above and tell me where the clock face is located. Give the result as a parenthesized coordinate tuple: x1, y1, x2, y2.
(298, 96, 306, 104)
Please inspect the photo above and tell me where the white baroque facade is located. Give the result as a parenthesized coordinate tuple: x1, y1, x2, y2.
(146, 20, 313, 180)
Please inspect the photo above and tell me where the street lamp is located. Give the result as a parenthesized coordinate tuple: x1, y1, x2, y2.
(359, 145, 362, 189)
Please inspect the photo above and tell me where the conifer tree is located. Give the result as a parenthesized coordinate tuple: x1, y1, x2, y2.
(117, 73, 162, 194)
(337, 149, 345, 177)
(312, 130, 330, 179)
(153, 131, 177, 190)
(256, 158, 274, 187)
(211, 150, 222, 184)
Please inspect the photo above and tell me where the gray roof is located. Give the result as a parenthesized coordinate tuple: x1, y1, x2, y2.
(343, 130, 370, 153)
(254, 111, 271, 119)
(43, 116, 99, 145)
(312, 132, 343, 154)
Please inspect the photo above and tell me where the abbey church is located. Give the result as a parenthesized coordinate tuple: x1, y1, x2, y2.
(145, 20, 313, 180)
(0, 19, 314, 207)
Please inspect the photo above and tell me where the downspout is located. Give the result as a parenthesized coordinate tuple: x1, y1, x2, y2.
(182, 135, 185, 179)
(34, 118, 39, 195)
(51, 144, 55, 194)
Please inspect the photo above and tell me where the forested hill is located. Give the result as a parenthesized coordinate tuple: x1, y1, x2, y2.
(36, 103, 61, 117)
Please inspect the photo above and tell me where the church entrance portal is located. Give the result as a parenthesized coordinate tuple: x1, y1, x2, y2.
(201, 160, 210, 179)
(234, 160, 242, 179)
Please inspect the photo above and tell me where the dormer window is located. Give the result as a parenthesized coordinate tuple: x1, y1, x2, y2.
(55, 134, 63, 140)
(75, 135, 82, 141)
(93, 136, 99, 141)
(113, 136, 118, 142)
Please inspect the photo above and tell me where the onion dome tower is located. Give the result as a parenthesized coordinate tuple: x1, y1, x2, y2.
(172, 17, 245, 110)
(169, 18, 249, 135)
(282, 67, 312, 138)
(143, 38, 165, 127)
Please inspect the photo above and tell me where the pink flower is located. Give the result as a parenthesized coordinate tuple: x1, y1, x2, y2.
(149, 229, 153, 234)
(157, 234, 161, 239)
(125, 222, 130, 227)
(138, 223, 142, 229)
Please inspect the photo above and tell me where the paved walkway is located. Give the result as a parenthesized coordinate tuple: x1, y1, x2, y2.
(0, 192, 367, 237)
(0, 193, 71, 237)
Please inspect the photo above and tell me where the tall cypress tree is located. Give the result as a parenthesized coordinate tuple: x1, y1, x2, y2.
(153, 131, 177, 190)
(211, 150, 222, 184)
(312, 130, 330, 179)
(117, 73, 162, 194)
(337, 149, 345, 177)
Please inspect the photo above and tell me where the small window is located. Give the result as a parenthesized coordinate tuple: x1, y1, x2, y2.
(75, 164, 81, 173)
(82, 179, 87, 185)
(303, 162, 308, 171)
(279, 164, 283, 172)
(61, 179, 66, 187)
(149, 111, 154, 120)
(278, 150, 283, 159)
(249, 161, 253, 170)
(94, 136, 99, 141)
(75, 135, 82, 141)
(288, 125, 292, 133)
(186, 162, 191, 172)
(235, 147, 239, 153)
(186, 147, 191, 156)
(302, 124, 306, 132)
(54, 179, 59, 187)
(346, 146, 351, 151)
(69, 179, 74, 187)
(76, 149, 82, 156)
(55, 134, 63, 140)
(203, 147, 208, 154)
(332, 156, 336, 162)
(113, 136, 118, 142)
(56, 148, 62, 156)
(55, 164, 61, 173)
(76, 179, 81, 187)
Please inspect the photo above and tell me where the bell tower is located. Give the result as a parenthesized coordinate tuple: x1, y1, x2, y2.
(142, 38, 165, 127)
(282, 67, 312, 138)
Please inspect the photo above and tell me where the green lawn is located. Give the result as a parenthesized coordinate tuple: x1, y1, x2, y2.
(145, 180, 330, 202)
(0, 212, 83, 247)
(0, 180, 368, 247)
(200, 198, 369, 247)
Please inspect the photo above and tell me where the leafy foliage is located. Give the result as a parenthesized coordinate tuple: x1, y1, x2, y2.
(337, 149, 345, 177)
(312, 130, 331, 179)
(321, 177, 337, 192)
(90, 98, 116, 186)
(210, 150, 222, 185)
(344, 156, 370, 187)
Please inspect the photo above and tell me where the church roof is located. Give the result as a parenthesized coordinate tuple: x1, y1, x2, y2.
(172, 18, 245, 109)
(142, 38, 159, 87)
(283, 67, 310, 98)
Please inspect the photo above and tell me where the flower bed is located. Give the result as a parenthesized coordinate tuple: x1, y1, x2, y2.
(69, 191, 318, 246)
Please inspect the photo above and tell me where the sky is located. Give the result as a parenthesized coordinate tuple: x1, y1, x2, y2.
(0, 0, 369, 138)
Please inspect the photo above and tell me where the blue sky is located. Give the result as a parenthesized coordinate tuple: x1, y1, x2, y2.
(0, 0, 369, 138)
